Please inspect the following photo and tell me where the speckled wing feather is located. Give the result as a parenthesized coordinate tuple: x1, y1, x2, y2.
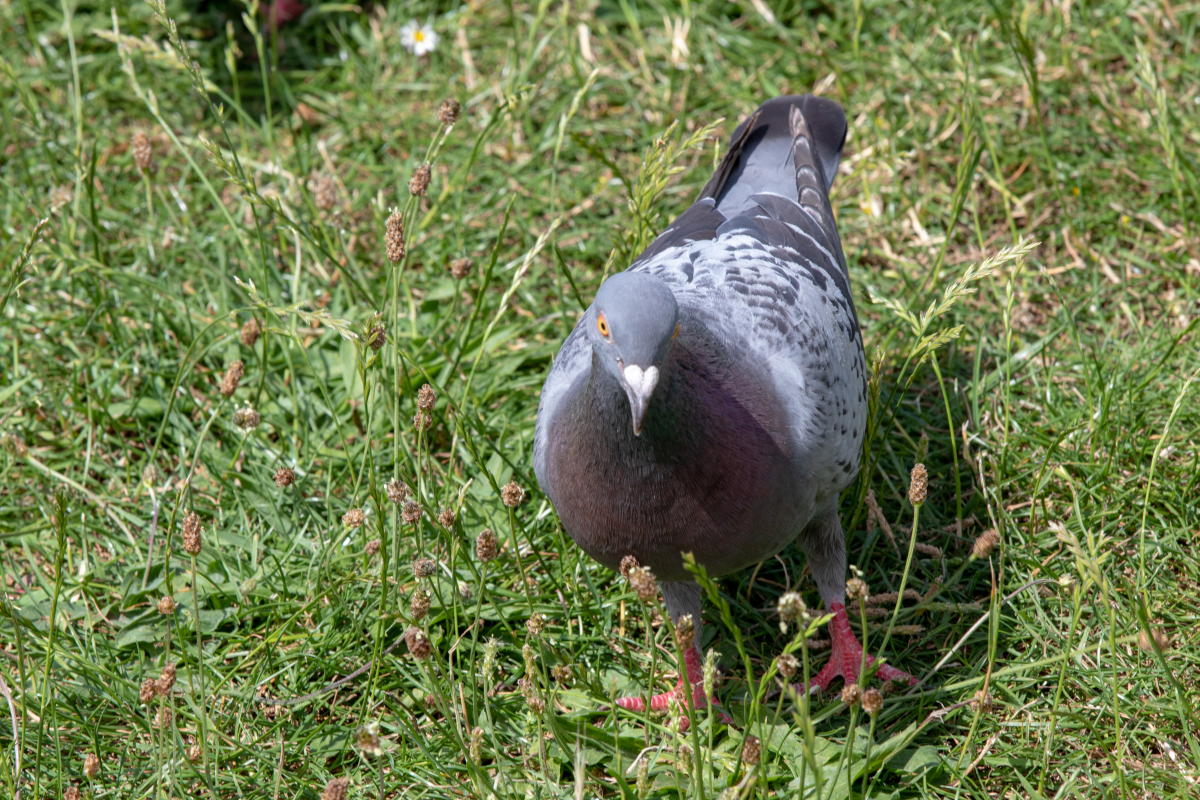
(535, 95, 865, 494)
(627, 97, 867, 493)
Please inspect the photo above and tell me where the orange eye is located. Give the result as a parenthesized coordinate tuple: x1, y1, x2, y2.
(597, 313, 610, 337)
(671, 322, 679, 340)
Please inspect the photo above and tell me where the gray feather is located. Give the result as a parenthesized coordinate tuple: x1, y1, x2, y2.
(534, 95, 863, 608)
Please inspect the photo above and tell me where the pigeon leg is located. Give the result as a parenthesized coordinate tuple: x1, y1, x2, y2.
(616, 580, 731, 724)
(616, 644, 710, 713)
(805, 602, 918, 692)
(797, 504, 918, 692)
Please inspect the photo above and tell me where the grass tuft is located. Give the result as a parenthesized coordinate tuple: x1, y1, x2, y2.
(2, 0, 1198, 798)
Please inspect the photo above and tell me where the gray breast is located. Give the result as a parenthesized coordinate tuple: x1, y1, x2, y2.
(542, 335, 811, 582)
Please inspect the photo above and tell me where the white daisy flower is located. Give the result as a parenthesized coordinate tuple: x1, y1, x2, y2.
(400, 21, 439, 56)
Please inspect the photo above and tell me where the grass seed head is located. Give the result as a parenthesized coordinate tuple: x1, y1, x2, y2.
(482, 637, 498, 682)
(913, 542, 942, 559)
(437, 98, 461, 126)
(862, 688, 884, 715)
(186, 745, 201, 762)
(619, 554, 638, 579)
(157, 662, 176, 694)
(501, 479, 525, 507)
(385, 478, 409, 503)
(449, 257, 472, 280)
(321, 777, 349, 800)
(469, 726, 483, 765)
(777, 591, 807, 632)
(342, 507, 365, 528)
(366, 325, 386, 350)
(675, 741, 692, 770)
(84, 753, 100, 779)
(405, 626, 431, 659)
(628, 565, 657, 602)
(64, 786, 81, 800)
(142, 463, 161, 487)
(841, 682, 862, 708)
(355, 721, 382, 756)
(777, 653, 798, 679)
(973, 689, 995, 714)
(181, 511, 202, 555)
(157, 706, 172, 728)
(49, 184, 74, 212)
(522, 642, 537, 673)
(551, 664, 572, 684)
(703, 649, 719, 697)
(1138, 628, 1171, 652)
(742, 734, 761, 766)
(273, 466, 295, 488)
(232, 406, 261, 432)
(846, 577, 869, 602)
(675, 613, 695, 650)
(518, 676, 544, 713)
(132, 130, 153, 173)
(408, 163, 431, 196)
(438, 507, 455, 529)
(157, 595, 176, 615)
(417, 383, 437, 410)
(413, 410, 432, 431)
(972, 528, 1001, 559)
(401, 500, 422, 524)
(909, 463, 928, 505)
(476, 528, 497, 561)
(312, 174, 337, 211)
(526, 612, 546, 637)
(385, 209, 406, 263)
(412, 557, 436, 578)
(2, 433, 28, 458)
(410, 587, 431, 620)
(219, 360, 245, 398)
(239, 318, 260, 347)
(139, 678, 157, 704)
(365, 538, 380, 556)
(867, 589, 921, 605)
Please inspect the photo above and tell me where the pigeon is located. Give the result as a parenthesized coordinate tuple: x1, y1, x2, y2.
(533, 95, 917, 713)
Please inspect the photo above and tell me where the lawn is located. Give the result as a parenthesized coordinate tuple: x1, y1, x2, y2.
(1, 0, 1198, 798)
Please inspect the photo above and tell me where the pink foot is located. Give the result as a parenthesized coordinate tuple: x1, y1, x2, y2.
(804, 602, 918, 693)
(617, 646, 732, 726)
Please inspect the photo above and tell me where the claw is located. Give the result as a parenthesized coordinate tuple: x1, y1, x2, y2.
(616, 646, 733, 727)
(802, 602, 918, 694)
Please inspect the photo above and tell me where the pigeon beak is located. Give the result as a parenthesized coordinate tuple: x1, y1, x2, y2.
(622, 364, 659, 436)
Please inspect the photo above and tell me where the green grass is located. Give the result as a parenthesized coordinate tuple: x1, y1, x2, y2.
(2, 0, 1199, 798)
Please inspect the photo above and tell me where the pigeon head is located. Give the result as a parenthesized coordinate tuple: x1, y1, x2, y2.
(586, 272, 680, 436)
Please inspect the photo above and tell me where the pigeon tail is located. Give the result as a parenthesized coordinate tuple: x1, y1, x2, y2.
(700, 95, 847, 219)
